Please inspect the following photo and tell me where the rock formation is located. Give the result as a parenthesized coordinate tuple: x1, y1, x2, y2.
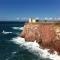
(20, 22, 60, 54)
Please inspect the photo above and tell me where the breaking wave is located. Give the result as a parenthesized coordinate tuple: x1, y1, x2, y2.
(12, 27, 24, 30)
(11, 36, 60, 60)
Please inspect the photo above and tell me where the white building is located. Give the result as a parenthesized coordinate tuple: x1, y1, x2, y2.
(29, 18, 38, 23)
(29, 18, 32, 23)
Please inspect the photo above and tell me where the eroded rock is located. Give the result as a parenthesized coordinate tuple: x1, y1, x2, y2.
(20, 22, 60, 54)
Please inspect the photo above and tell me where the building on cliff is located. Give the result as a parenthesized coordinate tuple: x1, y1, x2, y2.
(29, 18, 39, 23)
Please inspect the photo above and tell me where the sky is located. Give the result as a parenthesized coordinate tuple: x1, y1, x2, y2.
(0, 0, 60, 21)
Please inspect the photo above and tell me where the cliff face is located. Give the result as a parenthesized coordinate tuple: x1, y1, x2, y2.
(21, 22, 60, 54)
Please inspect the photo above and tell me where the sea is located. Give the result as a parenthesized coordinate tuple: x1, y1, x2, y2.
(0, 21, 60, 60)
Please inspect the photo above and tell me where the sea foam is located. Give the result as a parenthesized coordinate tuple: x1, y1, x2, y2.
(2, 30, 12, 34)
(11, 36, 60, 60)
(12, 27, 24, 30)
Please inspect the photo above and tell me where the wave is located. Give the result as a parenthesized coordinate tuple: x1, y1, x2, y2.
(11, 36, 60, 60)
(19, 27, 24, 30)
(2, 30, 12, 34)
(12, 27, 24, 30)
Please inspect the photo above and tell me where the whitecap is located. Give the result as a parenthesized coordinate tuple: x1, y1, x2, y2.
(2, 30, 12, 34)
(12, 27, 24, 30)
(12, 51, 16, 54)
(11, 36, 60, 60)
(19, 27, 24, 30)
(12, 27, 19, 30)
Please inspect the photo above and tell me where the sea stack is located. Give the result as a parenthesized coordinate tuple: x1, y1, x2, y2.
(20, 18, 60, 54)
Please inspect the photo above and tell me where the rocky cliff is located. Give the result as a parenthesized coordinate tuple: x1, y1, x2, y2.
(20, 22, 60, 54)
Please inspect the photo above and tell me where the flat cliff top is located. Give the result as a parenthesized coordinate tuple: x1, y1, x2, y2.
(26, 22, 60, 26)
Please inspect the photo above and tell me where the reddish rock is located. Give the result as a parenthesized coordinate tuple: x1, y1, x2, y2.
(20, 22, 60, 54)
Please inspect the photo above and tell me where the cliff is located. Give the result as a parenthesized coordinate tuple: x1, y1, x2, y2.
(20, 22, 60, 54)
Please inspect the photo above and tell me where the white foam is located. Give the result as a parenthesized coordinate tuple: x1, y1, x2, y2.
(19, 27, 24, 30)
(11, 36, 60, 60)
(12, 27, 24, 30)
(12, 27, 19, 30)
(2, 30, 12, 34)
(12, 51, 16, 54)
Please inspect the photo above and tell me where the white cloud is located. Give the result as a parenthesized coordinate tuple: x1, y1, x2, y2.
(44, 17, 53, 20)
(48, 17, 53, 20)
(57, 17, 60, 20)
(16, 17, 29, 21)
(44, 17, 48, 20)
(35, 17, 40, 20)
(16, 17, 20, 20)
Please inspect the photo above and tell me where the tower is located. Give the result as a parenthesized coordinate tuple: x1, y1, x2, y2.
(29, 18, 32, 23)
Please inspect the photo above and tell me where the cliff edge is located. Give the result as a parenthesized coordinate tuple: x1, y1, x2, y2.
(21, 22, 60, 54)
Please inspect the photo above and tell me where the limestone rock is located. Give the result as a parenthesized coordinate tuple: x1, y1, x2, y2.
(21, 23, 60, 54)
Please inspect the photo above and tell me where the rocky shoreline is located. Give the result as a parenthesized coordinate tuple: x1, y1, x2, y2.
(20, 22, 60, 54)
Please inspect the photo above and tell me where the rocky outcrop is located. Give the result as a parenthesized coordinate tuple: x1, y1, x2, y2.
(20, 22, 60, 54)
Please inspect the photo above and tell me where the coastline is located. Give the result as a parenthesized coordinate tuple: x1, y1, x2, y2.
(21, 21, 60, 54)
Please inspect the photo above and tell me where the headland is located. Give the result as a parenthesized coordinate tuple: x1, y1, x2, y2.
(20, 18, 60, 54)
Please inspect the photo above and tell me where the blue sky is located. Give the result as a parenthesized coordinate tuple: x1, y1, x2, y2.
(0, 0, 60, 21)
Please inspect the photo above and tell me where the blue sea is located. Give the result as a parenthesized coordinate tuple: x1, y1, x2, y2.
(0, 21, 60, 60)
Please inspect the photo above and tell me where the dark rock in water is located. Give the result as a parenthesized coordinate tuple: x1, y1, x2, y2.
(20, 22, 60, 54)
